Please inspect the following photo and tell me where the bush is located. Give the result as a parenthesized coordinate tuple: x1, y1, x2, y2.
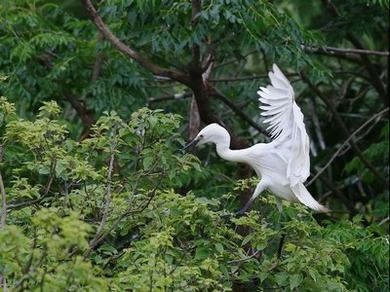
(0, 99, 388, 291)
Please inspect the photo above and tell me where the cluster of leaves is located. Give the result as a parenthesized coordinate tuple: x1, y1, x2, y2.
(0, 0, 148, 124)
(1, 98, 388, 291)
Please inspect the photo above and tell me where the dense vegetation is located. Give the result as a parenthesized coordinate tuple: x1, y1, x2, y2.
(0, 0, 388, 291)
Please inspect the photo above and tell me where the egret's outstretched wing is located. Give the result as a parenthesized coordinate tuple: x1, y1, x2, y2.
(257, 64, 310, 186)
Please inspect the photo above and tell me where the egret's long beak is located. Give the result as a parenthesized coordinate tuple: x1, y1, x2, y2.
(182, 138, 200, 151)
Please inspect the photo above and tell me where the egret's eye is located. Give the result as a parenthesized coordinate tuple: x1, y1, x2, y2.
(198, 134, 204, 139)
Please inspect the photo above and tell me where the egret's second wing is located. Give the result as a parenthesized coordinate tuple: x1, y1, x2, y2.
(257, 64, 310, 186)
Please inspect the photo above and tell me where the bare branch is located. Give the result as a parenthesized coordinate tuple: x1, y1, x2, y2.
(379, 216, 389, 226)
(1, 276, 6, 292)
(306, 107, 389, 186)
(214, 50, 258, 69)
(210, 87, 270, 137)
(0, 146, 7, 228)
(148, 92, 192, 103)
(228, 250, 260, 264)
(80, 0, 188, 84)
(321, 0, 387, 105)
(84, 179, 162, 253)
(302, 73, 389, 186)
(210, 73, 298, 83)
(0, 146, 7, 292)
(314, 171, 356, 213)
(64, 94, 95, 140)
(85, 130, 116, 255)
(303, 45, 389, 57)
(92, 32, 105, 82)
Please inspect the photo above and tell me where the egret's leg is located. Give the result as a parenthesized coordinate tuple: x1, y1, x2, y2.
(275, 197, 283, 213)
(276, 202, 286, 259)
(237, 180, 268, 215)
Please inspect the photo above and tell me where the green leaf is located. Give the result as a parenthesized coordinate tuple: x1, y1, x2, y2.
(275, 272, 289, 286)
(142, 156, 154, 169)
(289, 273, 303, 290)
(215, 243, 224, 253)
(242, 234, 254, 246)
(195, 246, 209, 260)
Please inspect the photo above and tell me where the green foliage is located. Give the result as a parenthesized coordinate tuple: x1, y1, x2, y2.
(0, 210, 107, 291)
(345, 123, 389, 181)
(0, 99, 388, 291)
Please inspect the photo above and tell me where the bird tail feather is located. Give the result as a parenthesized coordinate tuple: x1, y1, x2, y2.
(291, 183, 330, 213)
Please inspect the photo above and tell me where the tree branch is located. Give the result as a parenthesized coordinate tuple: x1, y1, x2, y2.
(0, 146, 7, 292)
(64, 94, 95, 140)
(92, 32, 105, 82)
(321, 0, 387, 105)
(306, 108, 389, 187)
(315, 173, 356, 214)
(148, 92, 192, 103)
(80, 0, 189, 85)
(0, 146, 6, 228)
(228, 249, 260, 264)
(86, 131, 116, 255)
(190, 0, 202, 74)
(210, 73, 298, 83)
(210, 87, 270, 137)
(303, 45, 389, 57)
(189, 97, 201, 140)
(214, 49, 258, 69)
(37, 51, 95, 139)
(302, 73, 389, 186)
(84, 178, 162, 253)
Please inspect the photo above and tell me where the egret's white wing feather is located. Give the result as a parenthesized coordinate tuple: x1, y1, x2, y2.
(291, 183, 329, 213)
(258, 64, 310, 186)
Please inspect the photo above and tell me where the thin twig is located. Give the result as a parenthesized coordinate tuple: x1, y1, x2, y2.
(92, 32, 105, 82)
(85, 130, 117, 255)
(378, 216, 389, 226)
(1, 277, 6, 292)
(7, 157, 57, 210)
(321, 0, 387, 105)
(337, 115, 382, 156)
(211, 88, 270, 137)
(85, 178, 162, 254)
(209, 73, 298, 83)
(306, 107, 389, 186)
(0, 145, 7, 292)
(0, 146, 7, 229)
(303, 45, 389, 57)
(228, 250, 260, 264)
(13, 229, 38, 289)
(148, 92, 192, 103)
(302, 73, 389, 186)
(214, 50, 257, 69)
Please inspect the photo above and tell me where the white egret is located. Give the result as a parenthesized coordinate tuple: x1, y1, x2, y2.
(186, 64, 329, 214)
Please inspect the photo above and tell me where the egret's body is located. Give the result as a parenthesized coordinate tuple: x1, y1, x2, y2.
(188, 64, 329, 213)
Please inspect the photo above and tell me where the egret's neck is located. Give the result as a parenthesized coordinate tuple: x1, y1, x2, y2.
(215, 143, 247, 163)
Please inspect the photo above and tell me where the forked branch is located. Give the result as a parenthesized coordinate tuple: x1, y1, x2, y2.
(80, 0, 188, 85)
(302, 73, 389, 186)
(307, 108, 389, 186)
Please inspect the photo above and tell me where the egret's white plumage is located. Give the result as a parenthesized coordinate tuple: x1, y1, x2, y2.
(190, 64, 329, 213)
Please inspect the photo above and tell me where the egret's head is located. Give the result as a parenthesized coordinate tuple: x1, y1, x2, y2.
(184, 123, 229, 150)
